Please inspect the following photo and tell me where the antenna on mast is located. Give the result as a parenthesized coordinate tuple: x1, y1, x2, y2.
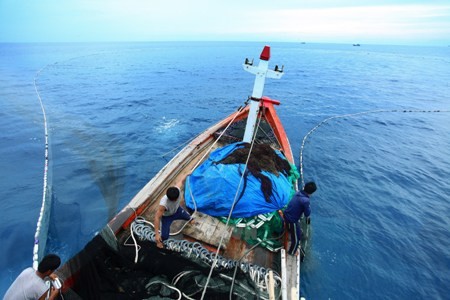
(242, 46, 284, 143)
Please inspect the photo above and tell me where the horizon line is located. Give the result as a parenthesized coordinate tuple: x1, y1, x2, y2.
(0, 40, 448, 48)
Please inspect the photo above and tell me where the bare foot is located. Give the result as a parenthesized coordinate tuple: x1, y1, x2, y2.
(156, 239, 164, 249)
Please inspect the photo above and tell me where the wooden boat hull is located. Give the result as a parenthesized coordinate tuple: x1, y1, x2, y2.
(57, 50, 302, 300)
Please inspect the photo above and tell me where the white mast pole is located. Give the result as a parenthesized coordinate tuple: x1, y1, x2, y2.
(242, 46, 283, 143)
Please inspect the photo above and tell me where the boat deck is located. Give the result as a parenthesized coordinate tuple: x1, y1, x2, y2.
(181, 211, 233, 248)
(57, 46, 303, 299)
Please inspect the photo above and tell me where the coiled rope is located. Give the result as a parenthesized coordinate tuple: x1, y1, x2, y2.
(299, 109, 450, 188)
(130, 217, 282, 292)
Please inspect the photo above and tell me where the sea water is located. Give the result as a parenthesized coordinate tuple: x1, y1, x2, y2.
(0, 42, 449, 299)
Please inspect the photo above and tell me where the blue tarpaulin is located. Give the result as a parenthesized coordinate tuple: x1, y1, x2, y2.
(185, 142, 293, 218)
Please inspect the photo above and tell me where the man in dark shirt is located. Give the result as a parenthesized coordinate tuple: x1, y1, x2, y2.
(283, 182, 317, 256)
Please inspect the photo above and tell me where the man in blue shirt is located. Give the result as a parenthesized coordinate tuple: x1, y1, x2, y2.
(283, 182, 317, 256)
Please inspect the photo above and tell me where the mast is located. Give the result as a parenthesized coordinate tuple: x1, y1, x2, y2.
(242, 46, 284, 143)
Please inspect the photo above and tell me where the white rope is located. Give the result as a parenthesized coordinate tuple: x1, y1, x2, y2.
(32, 64, 53, 270)
(168, 108, 246, 238)
(298, 108, 450, 270)
(160, 133, 200, 159)
(145, 280, 182, 300)
(299, 109, 450, 188)
(190, 106, 245, 173)
(201, 107, 264, 300)
(139, 106, 246, 247)
(129, 223, 141, 263)
(126, 106, 253, 265)
(31, 53, 104, 269)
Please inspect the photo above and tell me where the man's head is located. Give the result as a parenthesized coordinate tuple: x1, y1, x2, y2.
(166, 186, 180, 201)
(303, 182, 317, 195)
(38, 254, 61, 274)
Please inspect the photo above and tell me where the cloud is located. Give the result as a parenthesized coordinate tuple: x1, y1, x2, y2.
(252, 5, 450, 43)
(1, 0, 449, 44)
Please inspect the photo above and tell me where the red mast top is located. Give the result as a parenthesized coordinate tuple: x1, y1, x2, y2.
(260, 46, 271, 61)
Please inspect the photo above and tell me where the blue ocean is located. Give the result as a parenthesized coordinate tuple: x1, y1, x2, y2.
(1, 42, 449, 299)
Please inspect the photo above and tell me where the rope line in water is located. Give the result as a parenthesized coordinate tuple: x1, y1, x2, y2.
(298, 108, 450, 294)
(32, 64, 53, 270)
(299, 109, 450, 188)
(31, 53, 104, 269)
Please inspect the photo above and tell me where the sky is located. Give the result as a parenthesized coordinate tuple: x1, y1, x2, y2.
(1, 0, 449, 45)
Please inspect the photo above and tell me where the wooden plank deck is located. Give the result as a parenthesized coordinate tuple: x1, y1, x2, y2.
(181, 211, 233, 248)
(286, 253, 300, 299)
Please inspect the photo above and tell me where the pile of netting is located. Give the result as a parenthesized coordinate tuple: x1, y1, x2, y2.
(60, 234, 270, 299)
(217, 143, 293, 204)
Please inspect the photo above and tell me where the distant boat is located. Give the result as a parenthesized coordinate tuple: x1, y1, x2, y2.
(353, 44, 361, 46)
(55, 46, 304, 299)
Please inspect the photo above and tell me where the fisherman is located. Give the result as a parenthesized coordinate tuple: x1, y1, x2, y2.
(283, 182, 317, 256)
(4, 254, 62, 300)
(154, 186, 193, 248)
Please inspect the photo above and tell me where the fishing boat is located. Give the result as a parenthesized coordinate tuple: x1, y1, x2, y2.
(56, 46, 303, 300)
